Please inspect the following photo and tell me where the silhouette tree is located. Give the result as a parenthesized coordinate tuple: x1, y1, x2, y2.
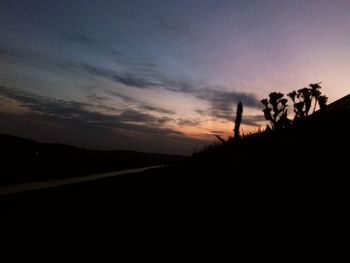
(261, 92, 291, 130)
(288, 83, 328, 120)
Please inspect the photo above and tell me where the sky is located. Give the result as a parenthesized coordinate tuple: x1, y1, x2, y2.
(1, 0, 350, 155)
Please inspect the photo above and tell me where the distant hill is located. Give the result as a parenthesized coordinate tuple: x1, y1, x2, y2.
(0, 133, 186, 185)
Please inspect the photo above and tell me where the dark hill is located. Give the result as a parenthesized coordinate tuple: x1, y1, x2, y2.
(187, 93, 350, 192)
(0, 133, 186, 185)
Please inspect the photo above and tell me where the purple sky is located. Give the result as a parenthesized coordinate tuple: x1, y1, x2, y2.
(1, 0, 350, 154)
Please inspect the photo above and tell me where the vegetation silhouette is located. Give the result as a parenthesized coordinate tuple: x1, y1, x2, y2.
(261, 92, 291, 130)
(216, 101, 243, 143)
(287, 83, 328, 121)
(234, 101, 243, 139)
(260, 83, 329, 132)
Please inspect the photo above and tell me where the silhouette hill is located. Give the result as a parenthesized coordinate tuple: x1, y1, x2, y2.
(0, 133, 186, 185)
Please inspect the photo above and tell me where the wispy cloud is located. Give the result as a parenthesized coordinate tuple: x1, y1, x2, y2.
(86, 93, 112, 103)
(78, 64, 262, 122)
(0, 45, 159, 89)
(177, 118, 203, 127)
(79, 64, 261, 117)
(0, 85, 209, 154)
(0, 44, 261, 124)
(75, 63, 162, 89)
(105, 90, 176, 116)
(241, 115, 266, 127)
(192, 88, 260, 121)
(139, 105, 175, 115)
(165, 83, 260, 122)
(0, 85, 173, 131)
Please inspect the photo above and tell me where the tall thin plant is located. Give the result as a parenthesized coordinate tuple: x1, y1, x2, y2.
(234, 102, 243, 139)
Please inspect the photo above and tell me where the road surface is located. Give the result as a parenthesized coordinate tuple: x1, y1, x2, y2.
(0, 165, 164, 195)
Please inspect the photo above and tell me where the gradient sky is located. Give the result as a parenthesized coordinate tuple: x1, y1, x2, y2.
(1, 0, 350, 154)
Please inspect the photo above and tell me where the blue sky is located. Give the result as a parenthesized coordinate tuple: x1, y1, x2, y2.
(1, 0, 350, 154)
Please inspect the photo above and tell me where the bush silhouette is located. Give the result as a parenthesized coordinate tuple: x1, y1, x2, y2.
(261, 92, 291, 130)
(262, 83, 329, 129)
(288, 83, 328, 121)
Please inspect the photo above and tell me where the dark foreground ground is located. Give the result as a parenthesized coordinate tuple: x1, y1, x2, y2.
(1, 98, 350, 261)
(1, 159, 349, 261)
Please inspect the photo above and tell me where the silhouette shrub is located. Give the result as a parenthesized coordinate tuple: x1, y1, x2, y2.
(288, 83, 328, 121)
(261, 92, 291, 130)
(261, 83, 329, 129)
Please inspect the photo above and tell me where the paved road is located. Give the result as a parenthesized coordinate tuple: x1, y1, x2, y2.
(0, 165, 164, 195)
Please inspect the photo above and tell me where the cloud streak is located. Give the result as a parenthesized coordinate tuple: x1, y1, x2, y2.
(0, 85, 174, 132)
(1, 44, 261, 124)
(0, 85, 211, 154)
(241, 115, 266, 127)
(77, 63, 261, 118)
(190, 88, 260, 122)
(139, 105, 175, 115)
(177, 118, 203, 127)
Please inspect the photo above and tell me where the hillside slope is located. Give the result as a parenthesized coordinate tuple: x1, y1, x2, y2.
(0, 133, 186, 185)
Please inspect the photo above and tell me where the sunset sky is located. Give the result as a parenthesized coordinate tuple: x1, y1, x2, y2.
(1, 0, 350, 154)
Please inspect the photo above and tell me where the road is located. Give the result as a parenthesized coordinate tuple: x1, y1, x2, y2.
(0, 165, 164, 195)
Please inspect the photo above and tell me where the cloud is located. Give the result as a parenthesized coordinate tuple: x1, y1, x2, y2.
(79, 64, 261, 118)
(87, 93, 112, 103)
(1, 44, 261, 125)
(195, 88, 260, 121)
(105, 90, 135, 103)
(139, 105, 175, 115)
(113, 73, 160, 89)
(109, 72, 262, 123)
(167, 86, 260, 122)
(159, 78, 261, 123)
(0, 85, 97, 120)
(194, 108, 264, 127)
(0, 44, 157, 89)
(0, 109, 200, 155)
(209, 130, 226, 135)
(241, 115, 266, 126)
(76, 63, 162, 89)
(105, 90, 176, 116)
(83, 69, 261, 124)
(177, 118, 203, 127)
(195, 88, 259, 108)
(0, 85, 174, 128)
(0, 85, 207, 154)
